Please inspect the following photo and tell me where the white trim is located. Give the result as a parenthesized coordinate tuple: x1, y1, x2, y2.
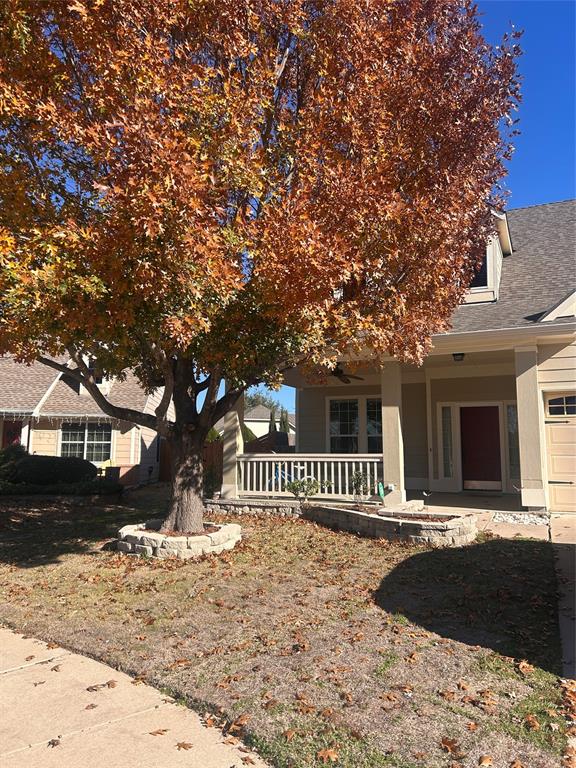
(541, 291, 576, 322)
(32, 371, 62, 417)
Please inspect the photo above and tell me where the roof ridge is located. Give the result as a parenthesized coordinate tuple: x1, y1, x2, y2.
(507, 198, 576, 212)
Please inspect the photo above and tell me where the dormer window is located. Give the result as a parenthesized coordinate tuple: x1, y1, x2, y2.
(463, 210, 512, 306)
(470, 257, 488, 289)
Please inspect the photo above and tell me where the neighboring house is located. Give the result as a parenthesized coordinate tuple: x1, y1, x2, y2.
(215, 405, 296, 441)
(0, 357, 172, 485)
(227, 200, 576, 513)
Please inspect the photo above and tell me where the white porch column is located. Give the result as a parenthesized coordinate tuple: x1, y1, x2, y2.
(514, 346, 547, 510)
(220, 390, 244, 499)
(381, 362, 406, 505)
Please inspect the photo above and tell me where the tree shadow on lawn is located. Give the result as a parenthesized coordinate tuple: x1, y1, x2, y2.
(0, 495, 161, 568)
(374, 535, 563, 676)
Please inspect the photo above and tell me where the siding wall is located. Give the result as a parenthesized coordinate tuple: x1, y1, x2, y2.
(402, 383, 428, 480)
(29, 419, 59, 456)
(138, 425, 160, 483)
(537, 341, 576, 390)
(114, 422, 134, 465)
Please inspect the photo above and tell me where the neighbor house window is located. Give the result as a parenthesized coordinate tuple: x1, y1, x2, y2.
(366, 398, 382, 453)
(329, 400, 358, 453)
(61, 423, 112, 462)
(547, 394, 576, 416)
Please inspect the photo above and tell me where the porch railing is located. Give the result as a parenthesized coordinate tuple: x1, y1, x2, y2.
(237, 453, 383, 498)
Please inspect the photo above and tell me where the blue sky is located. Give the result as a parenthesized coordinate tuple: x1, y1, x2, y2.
(260, 1, 576, 411)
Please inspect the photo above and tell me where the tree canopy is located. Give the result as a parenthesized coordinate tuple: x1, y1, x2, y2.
(0, 0, 520, 530)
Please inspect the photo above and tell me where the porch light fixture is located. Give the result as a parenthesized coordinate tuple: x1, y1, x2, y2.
(452, 352, 465, 362)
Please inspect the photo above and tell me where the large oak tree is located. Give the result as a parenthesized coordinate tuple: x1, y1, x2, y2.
(0, 0, 520, 532)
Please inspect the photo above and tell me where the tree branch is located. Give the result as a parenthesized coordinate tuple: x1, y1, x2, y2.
(37, 355, 162, 433)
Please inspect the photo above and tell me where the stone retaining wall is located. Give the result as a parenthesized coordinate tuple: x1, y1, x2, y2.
(117, 520, 242, 558)
(303, 505, 477, 546)
(205, 498, 301, 518)
(205, 497, 476, 546)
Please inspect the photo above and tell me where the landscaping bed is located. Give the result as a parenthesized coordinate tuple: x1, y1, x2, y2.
(0, 485, 567, 768)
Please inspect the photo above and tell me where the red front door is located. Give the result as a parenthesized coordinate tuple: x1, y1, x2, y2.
(460, 406, 502, 490)
(2, 420, 22, 449)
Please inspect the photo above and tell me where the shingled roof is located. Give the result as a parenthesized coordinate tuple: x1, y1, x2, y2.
(0, 357, 149, 418)
(0, 357, 60, 414)
(448, 200, 576, 334)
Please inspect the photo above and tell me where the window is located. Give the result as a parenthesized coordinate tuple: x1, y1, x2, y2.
(547, 394, 576, 416)
(441, 406, 453, 477)
(366, 398, 382, 453)
(470, 256, 488, 289)
(61, 423, 112, 462)
(506, 404, 520, 480)
(329, 400, 358, 453)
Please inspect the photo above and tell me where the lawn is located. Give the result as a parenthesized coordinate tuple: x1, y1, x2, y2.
(0, 485, 567, 768)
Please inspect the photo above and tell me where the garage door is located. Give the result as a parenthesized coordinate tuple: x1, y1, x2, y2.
(545, 394, 576, 512)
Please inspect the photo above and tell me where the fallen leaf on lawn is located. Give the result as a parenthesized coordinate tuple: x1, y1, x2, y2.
(405, 652, 419, 663)
(149, 729, 168, 736)
(518, 660, 534, 676)
(413, 752, 427, 760)
(105, 680, 117, 688)
(175, 742, 193, 750)
(283, 729, 297, 742)
(478, 757, 493, 766)
(439, 690, 455, 701)
(204, 714, 216, 727)
(524, 714, 540, 730)
(440, 737, 461, 755)
(510, 761, 525, 768)
(466, 722, 478, 732)
(46, 642, 59, 649)
(317, 747, 339, 764)
(241, 757, 255, 765)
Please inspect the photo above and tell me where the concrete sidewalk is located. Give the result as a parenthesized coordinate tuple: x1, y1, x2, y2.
(0, 628, 268, 768)
(550, 514, 576, 681)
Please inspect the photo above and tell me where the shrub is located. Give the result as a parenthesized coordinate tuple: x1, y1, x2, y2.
(5, 455, 98, 485)
(286, 477, 331, 502)
(0, 443, 27, 466)
(0, 477, 122, 496)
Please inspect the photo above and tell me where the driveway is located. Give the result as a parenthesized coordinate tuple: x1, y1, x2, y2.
(0, 628, 268, 768)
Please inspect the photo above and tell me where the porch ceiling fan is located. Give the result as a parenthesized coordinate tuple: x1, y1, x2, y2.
(331, 363, 365, 384)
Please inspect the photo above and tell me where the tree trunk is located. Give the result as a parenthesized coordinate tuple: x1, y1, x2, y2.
(162, 430, 206, 534)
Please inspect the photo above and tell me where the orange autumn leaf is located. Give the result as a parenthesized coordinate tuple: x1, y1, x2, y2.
(317, 747, 339, 764)
(478, 758, 493, 767)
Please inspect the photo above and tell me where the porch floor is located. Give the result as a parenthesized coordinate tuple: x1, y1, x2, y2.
(406, 490, 522, 513)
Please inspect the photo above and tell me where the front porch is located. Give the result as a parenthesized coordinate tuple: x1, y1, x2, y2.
(219, 336, 575, 513)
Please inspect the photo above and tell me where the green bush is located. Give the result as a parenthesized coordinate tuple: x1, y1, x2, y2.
(0, 478, 122, 496)
(4, 454, 98, 485)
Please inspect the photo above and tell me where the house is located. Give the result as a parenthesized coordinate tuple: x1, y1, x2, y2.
(215, 405, 296, 440)
(0, 357, 172, 485)
(223, 200, 576, 513)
